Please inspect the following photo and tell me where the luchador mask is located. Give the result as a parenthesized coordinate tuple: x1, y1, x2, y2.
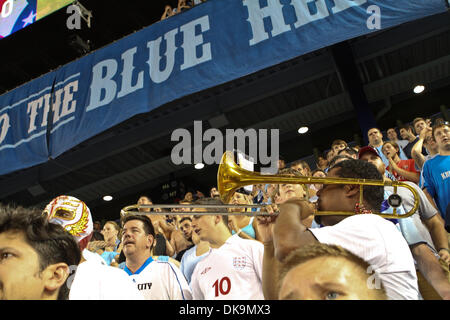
(44, 195, 93, 243)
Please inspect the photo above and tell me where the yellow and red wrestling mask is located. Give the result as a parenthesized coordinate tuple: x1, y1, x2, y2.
(44, 195, 93, 250)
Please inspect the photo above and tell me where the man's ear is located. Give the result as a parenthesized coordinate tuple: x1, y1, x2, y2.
(214, 215, 221, 226)
(43, 263, 70, 293)
(344, 184, 360, 198)
(147, 234, 155, 249)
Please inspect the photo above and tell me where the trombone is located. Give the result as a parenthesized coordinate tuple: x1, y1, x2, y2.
(121, 151, 419, 219)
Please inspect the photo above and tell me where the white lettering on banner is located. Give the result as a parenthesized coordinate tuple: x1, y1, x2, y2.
(242, 0, 291, 46)
(180, 16, 212, 71)
(147, 28, 178, 84)
(117, 47, 144, 98)
(244, 0, 368, 46)
(26, 80, 79, 134)
(86, 59, 118, 111)
(60, 81, 79, 118)
(40, 93, 52, 127)
(27, 98, 43, 134)
(86, 15, 212, 112)
(0, 113, 10, 145)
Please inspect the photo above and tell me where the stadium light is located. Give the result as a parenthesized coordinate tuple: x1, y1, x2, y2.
(103, 195, 113, 201)
(413, 85, 425, 94)
(298, 126, 309, 134)
(195, 163, 205, 170)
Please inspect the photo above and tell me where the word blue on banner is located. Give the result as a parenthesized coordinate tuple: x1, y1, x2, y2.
(0, 0, 447, 176)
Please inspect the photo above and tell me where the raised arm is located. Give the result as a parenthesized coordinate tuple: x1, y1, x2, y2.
(256, 213, 280, 300)
(273, 199, 317, 262)
(411, 127, 431, 170)
(411, 138, 426, 169)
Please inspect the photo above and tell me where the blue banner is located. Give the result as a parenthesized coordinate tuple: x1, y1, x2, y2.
(0, 0, 447, 175)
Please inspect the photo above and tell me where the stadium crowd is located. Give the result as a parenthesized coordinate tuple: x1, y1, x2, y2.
(0, 115, 449, 300)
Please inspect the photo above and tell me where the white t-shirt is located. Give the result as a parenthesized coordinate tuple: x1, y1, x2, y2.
(69, 250, 144, 300)
(386, 182, 437, 252)
(190, 234, 264, 300)
(309, 214, 420, 300)
(125, 257, 192, 300)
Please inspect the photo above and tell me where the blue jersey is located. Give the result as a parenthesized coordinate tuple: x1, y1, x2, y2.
(180, 245, 208, 284)
(422, 155, 450, 220)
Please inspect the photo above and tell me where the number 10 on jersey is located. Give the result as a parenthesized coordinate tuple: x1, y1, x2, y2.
(212, 277, 231, 297)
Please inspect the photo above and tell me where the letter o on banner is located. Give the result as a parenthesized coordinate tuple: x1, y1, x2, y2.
(0, 113, 10, 144)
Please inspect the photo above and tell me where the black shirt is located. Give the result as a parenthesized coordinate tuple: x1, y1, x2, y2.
(403, 137, 427, 159)
(153, 233, 167, 256)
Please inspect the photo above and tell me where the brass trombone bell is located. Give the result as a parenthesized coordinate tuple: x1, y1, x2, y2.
(217, 151, 419, 219)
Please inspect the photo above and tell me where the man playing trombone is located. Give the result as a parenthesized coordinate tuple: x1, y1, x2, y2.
(259, 159, 420, 300)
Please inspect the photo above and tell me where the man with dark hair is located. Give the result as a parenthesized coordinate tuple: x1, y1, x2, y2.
(121, 215, 192, 300)
(261, 159, 420, 300)
(400, 124, 425, 159)
(413, 117, 428, 137)
(169, 200, 193, 258)
(328, 155, 353, 168)
(179, 218, 210, 284)
(278, 243, 388, 300)
(0, 204, 81, 300)
(387, 127, 409, 150)
(190, 197, 264, 299)
(338, 147, 358, 159)
(174, 217, 194, 261)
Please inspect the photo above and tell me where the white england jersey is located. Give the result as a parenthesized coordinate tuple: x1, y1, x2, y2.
(190, 234, 264, 300)
(124, 257, 192, 300)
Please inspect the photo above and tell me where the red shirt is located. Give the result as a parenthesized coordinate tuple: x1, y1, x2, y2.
(387, 159, 419, 182)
